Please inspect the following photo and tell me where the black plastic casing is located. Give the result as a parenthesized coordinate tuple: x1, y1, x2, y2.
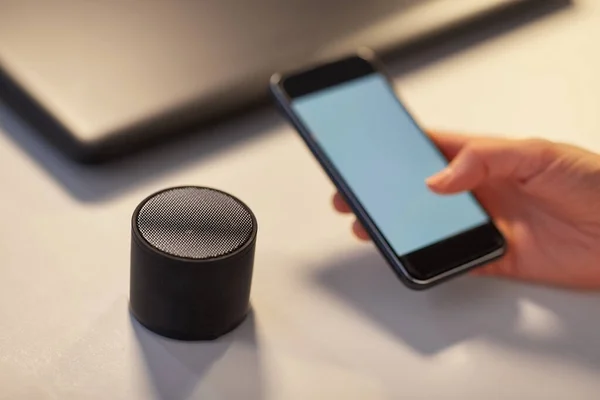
(129, 189, 257, 341)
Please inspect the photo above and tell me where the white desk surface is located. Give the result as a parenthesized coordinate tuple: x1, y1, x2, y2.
(2, 2, 600, 399)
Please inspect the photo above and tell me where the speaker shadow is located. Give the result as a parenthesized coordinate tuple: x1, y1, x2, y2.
(131, 308, 265, 400)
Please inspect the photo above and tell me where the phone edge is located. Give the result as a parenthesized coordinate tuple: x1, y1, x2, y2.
(269, 51, 506, 290)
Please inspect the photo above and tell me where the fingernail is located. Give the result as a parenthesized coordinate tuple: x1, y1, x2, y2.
(426, 166, 454, 187)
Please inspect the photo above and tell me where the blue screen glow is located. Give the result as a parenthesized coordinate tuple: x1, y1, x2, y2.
(292, 74, 489, 255)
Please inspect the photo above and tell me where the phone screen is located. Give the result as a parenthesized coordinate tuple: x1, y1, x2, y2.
(291, 73, 489, 257)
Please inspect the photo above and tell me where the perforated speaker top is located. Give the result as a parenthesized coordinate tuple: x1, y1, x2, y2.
(135, 187, 255, 260)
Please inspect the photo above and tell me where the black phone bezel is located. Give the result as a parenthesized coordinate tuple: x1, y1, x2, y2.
(270, 49, 506, 289)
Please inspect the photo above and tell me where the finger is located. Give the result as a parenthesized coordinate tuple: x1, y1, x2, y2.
(426, 138, 556, 194)
(470, 262, 508, 277)
(469, 247, 516, 279)
(352, 220, 370, 241)
(470, 264, 524, 285)
(427, 130, 473, 160)
(333, 192, 352, 213)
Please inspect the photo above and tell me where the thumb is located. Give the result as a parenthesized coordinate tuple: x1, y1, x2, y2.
(426, 138, 556, 194)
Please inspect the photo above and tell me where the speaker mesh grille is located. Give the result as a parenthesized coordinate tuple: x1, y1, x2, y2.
(136, 187, 254, 259)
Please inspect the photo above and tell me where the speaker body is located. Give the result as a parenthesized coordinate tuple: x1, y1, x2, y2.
(129, 186, 257, 340)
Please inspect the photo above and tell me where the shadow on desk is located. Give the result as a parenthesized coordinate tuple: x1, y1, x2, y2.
(131, 309, 265, 400)
(0, 0, 572, 203)
(0, 104, 277, 203)
(311, 249, 600, 370)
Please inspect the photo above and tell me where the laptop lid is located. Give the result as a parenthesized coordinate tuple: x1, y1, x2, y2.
(0, 0, 534, 162)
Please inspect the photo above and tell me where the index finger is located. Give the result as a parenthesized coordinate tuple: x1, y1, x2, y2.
(427, 130, 472, 160)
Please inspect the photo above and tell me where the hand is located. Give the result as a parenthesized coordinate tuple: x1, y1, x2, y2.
(333, 132, 600, 290)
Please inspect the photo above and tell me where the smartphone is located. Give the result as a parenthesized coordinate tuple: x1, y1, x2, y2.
(270, 49, 506, 290)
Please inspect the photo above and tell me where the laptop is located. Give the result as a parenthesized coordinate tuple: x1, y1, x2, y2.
(0, 0, 540, 163)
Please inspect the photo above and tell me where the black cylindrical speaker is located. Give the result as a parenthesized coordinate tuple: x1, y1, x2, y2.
(129, 186, 257, 340)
